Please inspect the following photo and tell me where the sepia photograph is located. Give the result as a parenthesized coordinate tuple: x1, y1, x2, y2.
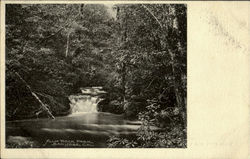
(1, 0, 250, 159)
(5, 3, 187, 148)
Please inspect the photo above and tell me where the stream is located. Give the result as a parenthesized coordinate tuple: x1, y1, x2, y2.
(6, 87, 141, 148)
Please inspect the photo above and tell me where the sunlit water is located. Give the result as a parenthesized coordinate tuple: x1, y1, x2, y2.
(6, 87, 142, 148)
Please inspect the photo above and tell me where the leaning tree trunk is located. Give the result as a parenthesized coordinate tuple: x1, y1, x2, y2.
(15, 72, 55, 119)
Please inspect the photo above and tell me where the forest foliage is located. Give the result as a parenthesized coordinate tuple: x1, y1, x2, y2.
(6, 4, 186, 147)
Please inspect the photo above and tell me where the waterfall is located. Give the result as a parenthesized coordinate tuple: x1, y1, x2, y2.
(69, 87, 105, 114)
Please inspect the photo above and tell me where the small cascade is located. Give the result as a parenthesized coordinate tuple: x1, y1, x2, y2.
(69, 87, 106, 114)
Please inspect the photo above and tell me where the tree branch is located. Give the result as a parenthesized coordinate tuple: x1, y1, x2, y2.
(145, 78, 155, 90)
(141, 4, 163, 28)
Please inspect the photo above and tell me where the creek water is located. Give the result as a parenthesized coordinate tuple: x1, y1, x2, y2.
(6, 87, 141, 148)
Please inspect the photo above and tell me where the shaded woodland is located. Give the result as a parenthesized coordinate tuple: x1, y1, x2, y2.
(6, 4, 187, 148)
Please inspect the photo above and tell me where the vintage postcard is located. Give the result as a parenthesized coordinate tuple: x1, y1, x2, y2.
(0, 0, 249, 159)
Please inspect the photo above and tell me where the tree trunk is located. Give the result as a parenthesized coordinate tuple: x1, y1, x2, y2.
(142, 5, 186, 124)
(65, 32, 70, 57)
(15, 72, 55, 119)
(121, 62, 126, 102)
(79, 4, 85, 17)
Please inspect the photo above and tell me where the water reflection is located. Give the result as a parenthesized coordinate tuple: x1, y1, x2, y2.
(6, 87, 142, 147)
